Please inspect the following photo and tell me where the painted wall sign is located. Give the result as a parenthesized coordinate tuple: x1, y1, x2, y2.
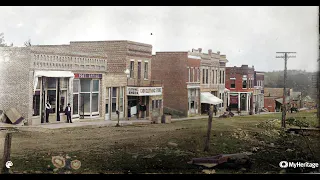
(74, 74, 102, 79)
(127, 87, 162, 96)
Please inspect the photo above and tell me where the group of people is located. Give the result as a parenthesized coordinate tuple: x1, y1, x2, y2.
(45, 100, 73, 123)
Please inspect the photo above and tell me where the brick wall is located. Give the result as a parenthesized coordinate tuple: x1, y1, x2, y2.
(152, 52, 189, 116)
(264, 97, 276, 112)
(0, 47, 33, 124)
(226, 65, 255, 93)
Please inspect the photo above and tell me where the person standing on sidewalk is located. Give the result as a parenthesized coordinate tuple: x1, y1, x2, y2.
(213, 105, 217, 116)
(65, 103, 72, 123)
(45, 100, 51, 123)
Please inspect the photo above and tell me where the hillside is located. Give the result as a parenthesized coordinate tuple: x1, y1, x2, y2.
(264, 70, 318, 99)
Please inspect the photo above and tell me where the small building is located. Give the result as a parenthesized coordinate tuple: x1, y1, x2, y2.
(263, 88, 291, 112)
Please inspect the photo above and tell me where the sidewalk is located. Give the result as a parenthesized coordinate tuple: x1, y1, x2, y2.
(0, 111, 281, 130)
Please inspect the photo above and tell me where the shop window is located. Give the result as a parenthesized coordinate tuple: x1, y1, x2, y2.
(92, 93, 99, 112)
(152, 100, 155, 109)
(73, 94, 79, 115)
(80, 79, 91, 92)
(191, 101, 195, 109)
(119, 87, 123, 112)
(47, 78, 56, 88)
(155, 100, 159, 108)
(112, 87, 117, 112)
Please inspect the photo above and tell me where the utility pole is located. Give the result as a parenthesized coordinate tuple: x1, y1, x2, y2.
(276, 52, 296, 129)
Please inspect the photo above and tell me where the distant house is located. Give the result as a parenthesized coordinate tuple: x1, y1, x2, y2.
(290, 91, 302, 108)
(302, 95, 316, 108)
(263, 88, 292, 112)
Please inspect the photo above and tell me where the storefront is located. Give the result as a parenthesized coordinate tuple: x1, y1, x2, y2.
(227, 92, 252, 112)
(32, 70, 75, 124)
(72, 73, 103, 119)
(105, 86, 125, 120)
(126, 86, 163, 121)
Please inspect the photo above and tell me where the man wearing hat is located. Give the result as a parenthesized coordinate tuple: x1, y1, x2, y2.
(64, 103, 72, 123)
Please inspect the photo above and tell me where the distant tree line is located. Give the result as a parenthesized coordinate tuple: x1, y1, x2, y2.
(264, 70, 318, 100)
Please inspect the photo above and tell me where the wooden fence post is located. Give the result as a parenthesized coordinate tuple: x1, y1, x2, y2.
(1, 132, 12, 174)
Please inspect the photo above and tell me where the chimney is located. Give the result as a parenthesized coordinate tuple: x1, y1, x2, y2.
(198, 48, 202, 53)
(208, 49, 212, 56)
(217, 51, 220, 55)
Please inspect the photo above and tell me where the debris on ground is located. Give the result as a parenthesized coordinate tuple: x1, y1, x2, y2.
(219, 111, 234, 118)
(286, 149, 294, 152)
(143, 154, 157, 159)
(167, 142, 178, 148)
(202, 169, 216, 174)
(3, 108, 26, 126)
(251, 147, 260, 153)
(189, 153, 252, 169)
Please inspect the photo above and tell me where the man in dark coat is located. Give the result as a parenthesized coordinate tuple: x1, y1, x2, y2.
(65, 103, 72, 123)
(45, 100, 51, 123)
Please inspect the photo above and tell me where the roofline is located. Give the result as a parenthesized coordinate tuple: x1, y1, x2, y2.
(70, 40, 152, 47)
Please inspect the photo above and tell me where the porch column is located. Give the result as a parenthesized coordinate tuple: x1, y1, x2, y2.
(238, 93, 240, 110)
(68, 77, 74, 119)
(227, 92, 230, 106)
(246, 93, 249, 112)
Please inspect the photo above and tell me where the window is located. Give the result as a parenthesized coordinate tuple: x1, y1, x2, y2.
(191, 68, 194, 82)
(223, 71, 225, 84)
(144, 62, 148, 79)
(130, 61, 134, 78)
(119, 87, 123, 112)
(212, 70, 214, 84)
(159, 100, 162, 108)
(152, 100, 155, 109)
(47, 78, 56, 88)
(219, 70, 222, 84)
(202, 69, 205, 84)
(231, 79, 236, 88)
(80, 79, 91, 92)
(206, 69, 208, 84)
(105, 88, 109, 114)
(188, 68, 191, 82)
(191, 101, 195, 109)
(242, 75, 247, 89)
(216, 70, 218, 84)
(112, 87, 117, 112)
(138, 62, 141, 79)
(198, 68, 200, 82)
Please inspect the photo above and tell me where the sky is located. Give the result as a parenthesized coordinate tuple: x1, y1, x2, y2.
(0, 6, 319, 72)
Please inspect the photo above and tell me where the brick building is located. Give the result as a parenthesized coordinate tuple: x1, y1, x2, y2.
(263, 88, 291, 112)
(151, 48, 228, 117)
(0, 46, 108, 125)
(151, 52, 201, 117)
(69, 41, 163, 122)
(225, 65, 255, 113)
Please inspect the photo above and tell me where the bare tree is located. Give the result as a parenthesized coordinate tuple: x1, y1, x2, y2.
(24, 39, 31, 47)
(0, 32, 7, 47)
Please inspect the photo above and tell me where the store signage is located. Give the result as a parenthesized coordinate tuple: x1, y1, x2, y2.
(127, 87, 162, 96)
(74, 74, 102, 79)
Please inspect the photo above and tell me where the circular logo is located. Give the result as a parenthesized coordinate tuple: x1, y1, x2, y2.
(5, 161, 13, 168)
(71, 160, 81, 170)
(279, 161, 288, 168)
(52, 156, 66, 168)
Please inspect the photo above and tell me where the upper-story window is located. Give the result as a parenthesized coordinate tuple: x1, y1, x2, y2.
(206, 69, 208, 84)
(219, 70, 222, 84)
(188, 67, 191, 82)
(202, 69, 205, 84)
(198, 68, 200, 82)
(144, 61, 148, 79)
(191, 68, 194, 82)
(222, 70, 225, 84)
(242, 75, 247, 89)
(130, 60, 134, 78)
(230, 78, 236, 88)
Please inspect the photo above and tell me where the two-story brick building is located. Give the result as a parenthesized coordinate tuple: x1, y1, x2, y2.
(225, 65, 255, 113)
(69, 41, 163, 122)
(151, 52, 201, 117)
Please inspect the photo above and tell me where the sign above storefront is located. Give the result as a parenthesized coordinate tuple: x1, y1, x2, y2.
(74, 74, 102, 79)
(127, 87, 162, 96)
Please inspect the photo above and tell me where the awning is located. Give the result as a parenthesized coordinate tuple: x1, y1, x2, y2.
(200, 92, 223, 105)
(33, 70, 74, 92)
(275, 97, 290, 104)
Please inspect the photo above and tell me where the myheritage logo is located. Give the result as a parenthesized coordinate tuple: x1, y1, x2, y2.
(279, 161, 319, 169)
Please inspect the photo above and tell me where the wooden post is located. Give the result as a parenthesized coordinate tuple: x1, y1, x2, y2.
(1, 133, 12, 174)
(204, 104, 214, 152)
